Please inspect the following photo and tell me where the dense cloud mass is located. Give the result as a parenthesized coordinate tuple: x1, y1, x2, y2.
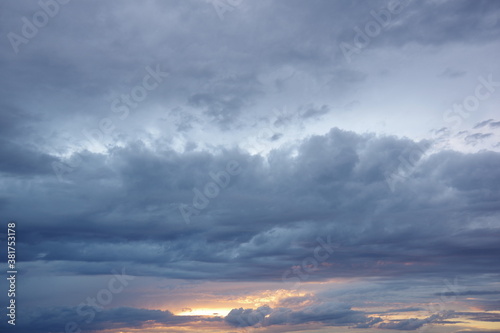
(225, 302, 377, 327)
(0, 0, 499, 332)
(12, 306, 221, 333)
(2, 129, 499, 282)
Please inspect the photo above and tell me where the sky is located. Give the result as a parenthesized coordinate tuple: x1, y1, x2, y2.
(0, 0, 500, 332)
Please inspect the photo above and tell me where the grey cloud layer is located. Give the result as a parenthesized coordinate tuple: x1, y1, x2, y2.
(2, 306, 221, 333)
(1, 0, 499, 139)
(2, 128, 499, 283)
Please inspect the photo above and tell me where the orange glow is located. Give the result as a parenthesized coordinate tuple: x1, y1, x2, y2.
(173, 288, 310, 317)
(177, 308, 234, 316)
(234, 289, 307, 307)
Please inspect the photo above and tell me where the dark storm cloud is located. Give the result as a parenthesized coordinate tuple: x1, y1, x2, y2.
(188, 72, 263, 128)
(1, 128, 498, 284)
(225, 302, 378, 328)
(465, 133, 493, 145)
(334, 0, 500, 63)
(269, 133, 283, 141)
(362, 0, 500, 47)
(1, 0, 498, 138)
(439, 67, 467, 79)
(225, 305, 273, 327)
(474, 119, 495, 129)
(380, 307, 425, 314)
(1, 306, 220, 333)
(0, 103, 60, 175)
(490, 121, 500, 129)
(438, 290, 500, 297)
(0, 103, 41, 136)
(0, 138, 58, 176)
(455, 312, 500, 322)
(455, 331, 500, 333)
(377, 312, 455, 330)
(299, 104, 330, 119)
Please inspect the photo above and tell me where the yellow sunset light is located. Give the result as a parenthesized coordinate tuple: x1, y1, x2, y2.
(177, 308, 233, 317)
